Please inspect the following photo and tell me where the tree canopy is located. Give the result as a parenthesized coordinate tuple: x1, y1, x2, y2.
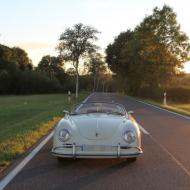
(85, 52, 107, 91)
(57, 23, 99, 98)
(106, 5, 190, 95)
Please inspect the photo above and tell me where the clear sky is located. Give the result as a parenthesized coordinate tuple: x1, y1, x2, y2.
(0, 0, 190, 72)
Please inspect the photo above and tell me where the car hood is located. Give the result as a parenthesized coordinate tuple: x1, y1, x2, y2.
(70, 114, 124, 140)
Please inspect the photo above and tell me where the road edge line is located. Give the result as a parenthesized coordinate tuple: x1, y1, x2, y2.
(0, 93, 94, 190)
(128, 96, 190, 120)
(83, 93, 94, 103)
(0, 131, 54, 190)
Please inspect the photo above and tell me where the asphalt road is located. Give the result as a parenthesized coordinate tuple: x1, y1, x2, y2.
(1, 92, 190, 190)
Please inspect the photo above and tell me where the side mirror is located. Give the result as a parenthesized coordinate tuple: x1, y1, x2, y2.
(128, 110, 134, 115)
(63, 110, 69, 114)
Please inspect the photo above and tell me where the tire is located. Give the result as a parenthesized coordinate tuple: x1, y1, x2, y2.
(127, 157, 137, 162)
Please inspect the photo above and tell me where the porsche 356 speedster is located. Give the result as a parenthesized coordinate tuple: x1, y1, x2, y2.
(51, 101, 142, 162)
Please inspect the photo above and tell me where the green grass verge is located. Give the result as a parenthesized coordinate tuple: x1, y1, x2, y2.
(0, 93, 88, 171)
(162, 104, 190, 116)
(129, 96, 190, 117)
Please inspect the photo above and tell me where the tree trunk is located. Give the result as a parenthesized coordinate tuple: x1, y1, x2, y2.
(76, 72, 79, 98)
(96, 76, 99, 91)
(102, 82, 105, 92)
(93, 74, 96, 92)
(75, 60, 79, 99)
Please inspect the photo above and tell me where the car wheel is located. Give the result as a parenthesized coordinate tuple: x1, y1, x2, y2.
(127, 157, 137, 162)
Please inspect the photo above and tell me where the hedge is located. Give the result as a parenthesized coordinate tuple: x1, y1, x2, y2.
(135, 86, 190, 103)
(166, 87, 190, 103)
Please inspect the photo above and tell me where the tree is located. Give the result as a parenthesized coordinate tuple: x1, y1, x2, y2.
(106, 30, 135, 92)
(85, 53, 106, 91)
(57, 23, 99, 98)
(37, 55, 68, 89)
(66, 68, 75, 76)
(0, 44, 34, 94)
(134, 5, 190, 86)
(12, 47, 33, 70)
(0, 44, 66, 94)
(38, 55, 63, 76)
(106, 5, 190, 95)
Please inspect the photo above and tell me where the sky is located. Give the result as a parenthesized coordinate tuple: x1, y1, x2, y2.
(0, 0, 190, 72)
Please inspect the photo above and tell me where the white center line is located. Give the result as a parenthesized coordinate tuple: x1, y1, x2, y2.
(149, 134, 190, 178)
(126, 95, 190, 178)
(137, 121, 190, 178)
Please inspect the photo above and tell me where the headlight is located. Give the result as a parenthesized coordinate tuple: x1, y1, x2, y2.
(58, 129, 71, 142)
(123, 130, 136, 144)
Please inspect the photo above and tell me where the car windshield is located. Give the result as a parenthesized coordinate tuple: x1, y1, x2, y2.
(70, 102, 126, 116)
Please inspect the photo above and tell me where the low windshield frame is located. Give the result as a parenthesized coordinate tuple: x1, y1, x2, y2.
(70, 102, 126, 116)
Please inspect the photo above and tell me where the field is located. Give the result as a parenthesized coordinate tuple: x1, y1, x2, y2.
(0, 93, 88, 170)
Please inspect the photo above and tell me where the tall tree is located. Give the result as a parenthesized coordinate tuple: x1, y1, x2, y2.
(134, 5, 190, 86)
(106, 5, 190, 94)
(37, 55, 67, 89)
(85, 53, 106, 91)
(57, 23, 99, 98)
(106, 30, 135, 92)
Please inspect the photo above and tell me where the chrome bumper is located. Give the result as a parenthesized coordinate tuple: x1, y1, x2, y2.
(51, 143, 143, 158)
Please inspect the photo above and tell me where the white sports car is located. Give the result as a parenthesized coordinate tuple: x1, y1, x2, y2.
(52, 101, 142, 162)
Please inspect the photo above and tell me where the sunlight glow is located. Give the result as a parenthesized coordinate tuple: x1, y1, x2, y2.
(184, 62, 190, 73)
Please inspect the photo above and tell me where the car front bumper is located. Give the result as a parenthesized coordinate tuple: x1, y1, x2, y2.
(51, 143, 143, 158)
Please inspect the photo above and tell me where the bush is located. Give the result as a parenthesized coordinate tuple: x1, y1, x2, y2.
(135, 86, 164, 100)
(14, 71, 63, 94)
(166, 87, 190, 103)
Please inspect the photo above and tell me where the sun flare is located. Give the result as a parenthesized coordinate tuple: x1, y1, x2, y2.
(184, 62, 190, 73)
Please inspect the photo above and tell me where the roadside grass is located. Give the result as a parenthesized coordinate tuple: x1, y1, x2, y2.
(129, 96, 190, 117)
(162, 103, 190, 117)
(0, 93, 88, 171)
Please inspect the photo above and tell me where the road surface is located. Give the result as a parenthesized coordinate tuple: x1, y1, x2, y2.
(1, 92, 190, 190)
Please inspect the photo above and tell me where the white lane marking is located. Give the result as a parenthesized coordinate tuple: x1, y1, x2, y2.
(83, 93, 94, 103)
(134, 98, 190, 120)
(138, 124, 149, 135)
(76, 93, 94, 111)
(0, 131, 54, 190)
(0, 94, 93, 190)
(130, 98, 190, 177)
(137, 119, 190, 177)
(149, 134, 190, 177)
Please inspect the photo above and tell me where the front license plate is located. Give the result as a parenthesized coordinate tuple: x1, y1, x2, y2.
(82, 145, 113, 151)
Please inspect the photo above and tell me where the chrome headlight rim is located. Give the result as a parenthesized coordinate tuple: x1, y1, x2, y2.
(58, 128, 71, 142)
(123, 130, 136, 144)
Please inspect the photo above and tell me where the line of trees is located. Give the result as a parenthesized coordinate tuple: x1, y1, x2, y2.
(0, 45, 65, 94)
(106, 5, 190, 101)
(57, 23, 100, 98)
(0, 23, 110, 95)
(84, 52, 107, 92)
(1, 5, 189, 101)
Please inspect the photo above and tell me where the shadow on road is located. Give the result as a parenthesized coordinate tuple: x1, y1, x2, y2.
(53, 159, 133, 190)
